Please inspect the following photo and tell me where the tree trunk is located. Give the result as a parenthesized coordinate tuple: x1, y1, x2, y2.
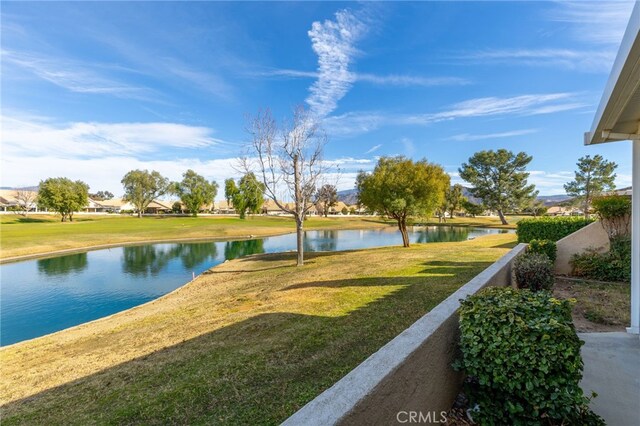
(397, 217, 410, 247)
(137, 210, 142, 218)
(296, 215, 304, 266)
(584, 196, 590, 220)
(69, 212, 74, 222)
(497, 209, 508, 225)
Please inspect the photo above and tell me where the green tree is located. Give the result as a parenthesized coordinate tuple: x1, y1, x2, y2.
(231, 173, 265, 219)
(89, 191, 114, 201)
(38, 177, 89, 222)
(224, 178, 238, 206)
(357, 156, 450, 247)
(173, 169, 218, 217)
(446, 184, 465, 219)
(461, 199, 485, 217)
(316, 184, 338, 217)
(564, 154, 617, 219)
(459, 149, 537, 225)
(121, 170, 170, 218)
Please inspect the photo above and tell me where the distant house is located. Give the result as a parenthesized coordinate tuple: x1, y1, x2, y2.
(216, 200, 236, 214)
(546, 206, 583, 216)
(0, 189, 41, 212)
(96, 198, 135, 213)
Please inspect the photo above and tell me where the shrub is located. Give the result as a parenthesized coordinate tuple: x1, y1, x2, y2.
(514, 252, 555, 291)
(517, 216, 594, 243)
(592, 195, 631, 240)
(528, 239, 557, 262)
(455, 287, 603, 425)
(571, 237, 631, 282)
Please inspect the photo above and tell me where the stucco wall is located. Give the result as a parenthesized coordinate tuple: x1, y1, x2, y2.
(283, 243, 527, 426)
(555, 220, 610, 275)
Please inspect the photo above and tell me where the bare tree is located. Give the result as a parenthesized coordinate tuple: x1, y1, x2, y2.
(242, 106, 326, 266)
(15, 190, 37, 216)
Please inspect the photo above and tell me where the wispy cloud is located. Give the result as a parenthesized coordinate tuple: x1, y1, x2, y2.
(365, 144, 382, 154)
(324, 92, 586, 137)
(254, 68, 471, 87)
(1, 50, 156, 100)
(447, 129, 539, 142)
(1, 113, 233, 159)
(306, 9, 368, 117)
(461, 48, 615, 73)
(548, 1, 635, 45)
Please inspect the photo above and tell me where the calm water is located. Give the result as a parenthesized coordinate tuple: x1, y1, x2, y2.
(0, 226, 510, 346)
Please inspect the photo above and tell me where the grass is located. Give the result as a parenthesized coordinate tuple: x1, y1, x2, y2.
(0, 214, 393, 260)
(0, 214, 519, 261)
(0, 233, 517, 425)
(554, 277, 630, 332)
(411, 215, 527, 229)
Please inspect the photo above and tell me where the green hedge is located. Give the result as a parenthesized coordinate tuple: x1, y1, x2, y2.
(528, 239, 557, 262)
(455, 287, 603, 425)
(517, 217, 594, 243)
(571, 237, 632, 282)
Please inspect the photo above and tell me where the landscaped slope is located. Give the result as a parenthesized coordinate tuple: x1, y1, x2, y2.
(0, 233, 516, 425)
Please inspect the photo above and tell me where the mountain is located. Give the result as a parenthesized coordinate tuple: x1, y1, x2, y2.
(537, 194, 573, 206)
(337, 189, 358, 205)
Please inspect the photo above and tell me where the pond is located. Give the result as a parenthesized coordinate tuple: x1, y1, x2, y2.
(0, 226, 511, 346)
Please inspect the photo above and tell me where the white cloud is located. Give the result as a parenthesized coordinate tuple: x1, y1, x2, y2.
(324, 92, 585, 137)
(1, 114, 229, 159)
(365, 144, 382, 154)
(306, 9, 367, 117)
(462, 48, 615, 73)
(448, 129, 539, 142)
(549, 1, 636, 45)
(1, 50, 155, 100)
(257, 68, 470, 87)
(1, 154, 241, 198)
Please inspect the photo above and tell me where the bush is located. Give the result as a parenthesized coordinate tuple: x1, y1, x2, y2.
(514, 252, 555, 291)
(517, 216, 594, 243)
(528, 239, 557, 262)
(571, 237, 631, 282)
(455, 287, 603, 425)
(592, 195, 631, 240)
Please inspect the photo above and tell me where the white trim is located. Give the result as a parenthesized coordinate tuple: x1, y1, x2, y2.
(628, 140, 640, 334)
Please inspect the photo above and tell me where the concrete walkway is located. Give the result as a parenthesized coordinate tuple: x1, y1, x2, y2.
(579, 332, 640, 426)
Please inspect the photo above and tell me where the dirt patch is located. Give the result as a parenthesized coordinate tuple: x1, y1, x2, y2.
(554, 277, 630, 332)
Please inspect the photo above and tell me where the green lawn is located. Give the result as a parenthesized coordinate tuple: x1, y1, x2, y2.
(0, 233, 517, 425)
(0, 213, 519, 260)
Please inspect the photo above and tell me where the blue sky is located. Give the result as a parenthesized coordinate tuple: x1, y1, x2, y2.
(1, 1, 636, 197)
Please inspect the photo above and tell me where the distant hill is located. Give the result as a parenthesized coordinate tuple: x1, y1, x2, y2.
(337, 189, 358, 205)
(0, 186, 39, 192)
(339, 185, 582, 208)
(537, 194, 573, 206)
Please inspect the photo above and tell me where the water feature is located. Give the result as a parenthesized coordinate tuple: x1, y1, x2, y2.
(0, 226, 510, 345)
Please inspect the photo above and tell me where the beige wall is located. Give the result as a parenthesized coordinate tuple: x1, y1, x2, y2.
(555, 220, 610, 275)
(284, 243, 527, 426)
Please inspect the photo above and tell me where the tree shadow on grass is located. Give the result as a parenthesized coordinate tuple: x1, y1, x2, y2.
(490, 241, 519, 249)
(4, 217, 52, 224)
(419, 260, 494, 275)
(0, 267, 485, 426)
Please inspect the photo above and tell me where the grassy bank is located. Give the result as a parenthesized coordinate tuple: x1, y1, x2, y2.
(0, 233, 517, 425)
(0, 214, 392, 260)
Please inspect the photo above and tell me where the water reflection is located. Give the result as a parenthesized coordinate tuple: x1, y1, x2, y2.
(414, 226, 469, 243)
(122, 245, 173, 277)
(37, 253, 88, 276)
(178, 243, 218, 269)
(224, 239, 265, 260)
(122, 243, 220, 276)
